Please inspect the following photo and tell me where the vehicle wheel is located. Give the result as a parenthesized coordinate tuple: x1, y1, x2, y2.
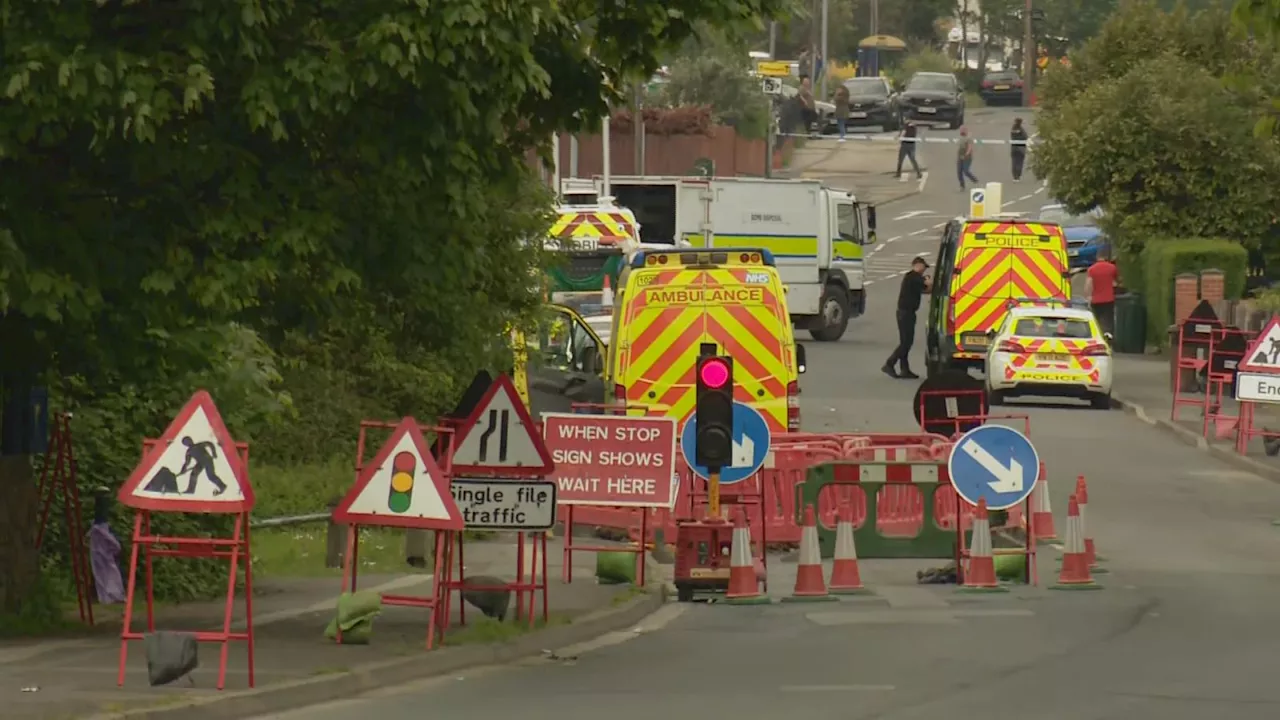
(1090, 392, 1112, 410)
(989, 389, 1005, 406)
(676, 584, 694, 603)
(809, 284, 850, 342)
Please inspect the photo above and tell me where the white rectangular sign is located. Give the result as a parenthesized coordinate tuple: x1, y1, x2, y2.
(1234, 372, 1280, 404)
(450, 478, 557, 530)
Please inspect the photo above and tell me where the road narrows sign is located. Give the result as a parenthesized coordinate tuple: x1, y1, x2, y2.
(332, 417, 464, 531)
(451, 374, 554, 476)
(118, 390, 254, 514)
(1240, 316, 1280, 374)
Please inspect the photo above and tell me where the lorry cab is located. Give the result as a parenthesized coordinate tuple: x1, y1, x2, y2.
(926, 217, 1070, 375)
(590, 175, 876, 343)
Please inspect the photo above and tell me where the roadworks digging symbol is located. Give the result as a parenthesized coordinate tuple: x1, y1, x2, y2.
(118, 390, 253, 514)
(1242, 317, 1280, 373)
(332, 417, 464, 531)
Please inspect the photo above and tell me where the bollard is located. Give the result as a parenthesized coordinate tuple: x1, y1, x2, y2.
(324, 499, 346, 569)
(983, 182, 1003, 215)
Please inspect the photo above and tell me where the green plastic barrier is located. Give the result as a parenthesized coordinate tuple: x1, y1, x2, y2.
(797, 461, 957, 560)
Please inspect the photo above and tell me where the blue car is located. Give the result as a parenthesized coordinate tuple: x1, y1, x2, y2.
(1038, 204, 1108, 270)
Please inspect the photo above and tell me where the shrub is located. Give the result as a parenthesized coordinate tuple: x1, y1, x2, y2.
(1140, 238, 1247, 347)
(886, 49, 954, 89)
(609, 106, 716, 136)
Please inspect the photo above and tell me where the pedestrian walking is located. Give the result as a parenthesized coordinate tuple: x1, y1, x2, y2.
(956, 126, 979, 190)
(834, 85, 850, 141)
(1085, 250, 1119, 336)
(895, 120, 923, 179)
(1010, 118, 1029, 181)
(798, 75, 818, 136)
(882, 256, 932, 380)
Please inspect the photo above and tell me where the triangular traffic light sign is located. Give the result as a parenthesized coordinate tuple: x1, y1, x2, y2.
(118, 390, 254, 514)
(333, 417, 464, 531)
(450, 374, 554, 477)
(1241, 316, 1280, 374)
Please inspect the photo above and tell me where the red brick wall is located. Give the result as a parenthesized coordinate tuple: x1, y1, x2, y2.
(528, 128, 788, 179)
(1174, 273, 1199, 326)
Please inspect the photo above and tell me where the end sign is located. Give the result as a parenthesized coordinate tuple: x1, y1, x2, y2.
(541, 413, 677, 508)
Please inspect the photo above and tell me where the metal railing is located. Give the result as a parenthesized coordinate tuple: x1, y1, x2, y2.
(249, 512, 331, 529)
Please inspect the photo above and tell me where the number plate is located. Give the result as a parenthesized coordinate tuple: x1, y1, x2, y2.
(689, 568, 730, 579)
(994, 84, 1010, 90)
(1068, 249, 1079, 257)
(850, 111, 868, 118)
(918, 106, 937, 114)
(962, 333, 990, 347)
(1038, 353, 1070, 362)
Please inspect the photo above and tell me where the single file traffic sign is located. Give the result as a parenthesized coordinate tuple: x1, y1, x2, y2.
(680, 402, 771, 485)
(947, 425, 1039, 511)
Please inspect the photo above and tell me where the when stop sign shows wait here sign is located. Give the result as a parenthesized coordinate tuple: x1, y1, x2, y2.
(540, 413, 678, 508)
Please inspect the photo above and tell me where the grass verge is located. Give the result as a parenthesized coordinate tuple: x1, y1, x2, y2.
(443, 613, 572, 646)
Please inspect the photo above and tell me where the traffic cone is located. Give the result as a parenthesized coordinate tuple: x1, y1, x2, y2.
(1030, 463, 1057, 543)
(829, 508, 870, 595)
(958, 499, 1008, 593)
(1075, 475, 1107, 573)
(724, 508, 770, 605)
(782, 505, 837, 602)
(601, 274, 614, 306)
(1050, 494, 1101, 590)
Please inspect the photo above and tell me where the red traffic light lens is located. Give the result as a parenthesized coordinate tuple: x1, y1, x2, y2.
(700, 358, 730, 389)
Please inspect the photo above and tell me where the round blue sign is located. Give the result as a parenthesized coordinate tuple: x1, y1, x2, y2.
(680, 403, 772, 484)
(946, 425, 1039, 511)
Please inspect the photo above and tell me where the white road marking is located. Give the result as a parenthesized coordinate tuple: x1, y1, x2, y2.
(1034, 185, 1046, 195)
(910, 228, 930, 236)
(892, 211, 931, 221)
(932, 222, 947, 228)
(918, 171, 929, 192)
(1018, 194, 1033, 202)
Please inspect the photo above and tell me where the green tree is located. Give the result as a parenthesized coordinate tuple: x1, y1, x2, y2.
(0, 0, 789, 617)
(659, 33, 772, 138)
(1235, 0, 1280, 136)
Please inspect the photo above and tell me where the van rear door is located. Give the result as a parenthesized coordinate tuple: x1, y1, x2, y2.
(950, 222, 1067, 351)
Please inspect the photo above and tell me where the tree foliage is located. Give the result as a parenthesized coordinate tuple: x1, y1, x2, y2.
(0, 0, 791, 614)
(1032, 1, 1280, 256)
(654, 31, 772, 138)
(1234, 0, 1280, 136)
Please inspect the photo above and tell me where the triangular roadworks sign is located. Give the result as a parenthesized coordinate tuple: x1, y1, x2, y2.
(117, 390, 254, 514)
(1241, 316, 1280, 374)
(450, 374, 554, 477)
(332, 417, 464, 531)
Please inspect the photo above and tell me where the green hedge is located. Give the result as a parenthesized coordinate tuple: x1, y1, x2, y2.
(1140, 238, 1247, 348)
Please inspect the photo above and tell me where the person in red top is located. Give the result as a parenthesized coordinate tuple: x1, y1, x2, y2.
(1085, 250, 1119, 335)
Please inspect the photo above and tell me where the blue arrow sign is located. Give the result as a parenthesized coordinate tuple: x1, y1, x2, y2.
(680, 402, 772, 485)
(947, 425, 1039, 511)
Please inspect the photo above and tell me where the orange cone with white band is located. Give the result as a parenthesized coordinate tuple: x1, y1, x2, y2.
(958, 499, 1008, 593)
(1030, 463, 1057, 543)
(1051, 494, 1101, 590)
(829, 508, 870, 595)
(782, 505, 836, 602)
(1075, 475, 1107, 573)
(725, 508, 770, 605)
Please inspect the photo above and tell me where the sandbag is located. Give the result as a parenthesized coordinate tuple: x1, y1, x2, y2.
(596, 551, 636, 585)
(145, 631, 199, 686)
(462, 575, 512, 621)
(324, 590, 383, 644)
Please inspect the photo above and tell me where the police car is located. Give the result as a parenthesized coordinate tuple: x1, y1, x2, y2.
(984, 301, 1113, 409)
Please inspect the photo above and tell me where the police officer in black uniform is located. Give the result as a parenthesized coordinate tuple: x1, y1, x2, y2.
(882, 256, 932, 379)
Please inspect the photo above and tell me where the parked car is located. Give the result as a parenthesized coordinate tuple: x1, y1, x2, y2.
(1038, 204, 1108, 270)
(841, 77, 901, 131)
(979, 70, 1024, 106)
(900, 72, 965, 129)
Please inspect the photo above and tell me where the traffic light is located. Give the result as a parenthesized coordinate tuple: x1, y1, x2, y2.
(695, 354, 735, 469)
(388, 451, 416, 513)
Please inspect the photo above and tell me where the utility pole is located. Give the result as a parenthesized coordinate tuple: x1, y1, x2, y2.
(769, 21, 777, 58)
(1023, 0, 1035, 106)
(632, 82, 645, 175)
(819, 0, 829, 99)
(960, 0, 970, 70)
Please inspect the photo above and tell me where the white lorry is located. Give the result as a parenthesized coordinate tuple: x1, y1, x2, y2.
(588, 175, 877, 341)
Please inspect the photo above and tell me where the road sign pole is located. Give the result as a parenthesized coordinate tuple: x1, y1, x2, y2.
(708, 469, 721, 520)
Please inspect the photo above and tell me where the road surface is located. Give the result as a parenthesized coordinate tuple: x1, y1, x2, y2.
(255, 107, 1280, 720)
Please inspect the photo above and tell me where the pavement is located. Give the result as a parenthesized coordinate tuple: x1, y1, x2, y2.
(244, 106, 1280, 719)
(1, 536, 667, 720)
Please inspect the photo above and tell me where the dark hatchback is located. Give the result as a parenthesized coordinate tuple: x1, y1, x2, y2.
(899, 72, 965, 129)
(979, 71, 1024, 106)
(841, 77, 900, 131)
